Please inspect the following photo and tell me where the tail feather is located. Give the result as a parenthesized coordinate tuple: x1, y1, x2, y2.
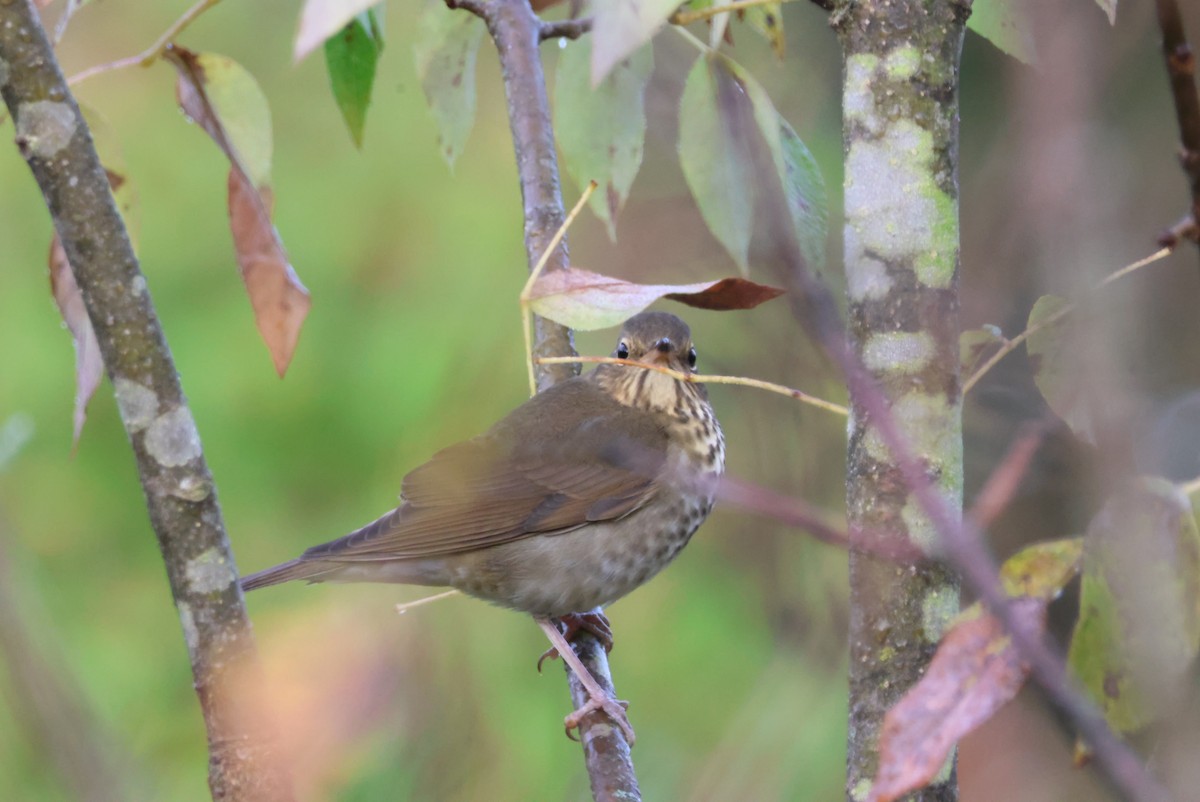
(240, 558, 338, 591)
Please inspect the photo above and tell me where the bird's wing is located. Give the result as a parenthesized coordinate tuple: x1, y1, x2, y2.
(302, 379, 668, 561)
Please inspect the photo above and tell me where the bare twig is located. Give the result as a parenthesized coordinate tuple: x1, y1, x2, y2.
(66, 0, 221, 86)
(536, 355, 848, 415)
(962, 247, 1172, 394)
(444, 0, 639, 797)
(539, 16, 592, 41)
(1155, 0, 1200, 249)
(0, 3, 291, 799)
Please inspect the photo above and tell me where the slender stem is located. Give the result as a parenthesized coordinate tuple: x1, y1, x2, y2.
(1155, 0, 1200, 250)
(671, 0, 799, 26)
(395, 589, 460, 615)
(539, 16, 593, 42)
(66, 0, 222, 86)
(962, 247, 1171, 394)
(0, 2, 291, 799)
(446, 0, 640, 797)
(536, 355, 848, 416)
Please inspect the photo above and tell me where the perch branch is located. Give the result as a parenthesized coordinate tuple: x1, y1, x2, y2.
(0, 3, 291, 799)
(1155, 0, 1200, 250)
(539, 16, 593, 41)
(444, 0, 640, 799)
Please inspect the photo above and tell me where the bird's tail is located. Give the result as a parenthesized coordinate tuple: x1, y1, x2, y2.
(240, 558, 337, 591)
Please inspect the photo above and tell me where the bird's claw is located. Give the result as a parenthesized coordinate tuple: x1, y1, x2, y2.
(564, 692, 635, 746)
(536, 611, 614, 673)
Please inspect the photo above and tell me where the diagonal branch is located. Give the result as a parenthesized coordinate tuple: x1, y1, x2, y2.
(0, 2, 291, 799)
(1154, 0, 1200, 251)
(444, 0, 640, 799)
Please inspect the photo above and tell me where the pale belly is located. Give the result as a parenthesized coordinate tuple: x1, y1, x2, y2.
(445, 489, 714, 617)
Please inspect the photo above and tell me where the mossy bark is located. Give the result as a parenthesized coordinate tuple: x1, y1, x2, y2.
(835, 2, 969, 799)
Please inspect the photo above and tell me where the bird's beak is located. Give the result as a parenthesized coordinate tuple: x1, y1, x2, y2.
(649, 338, 673, 364)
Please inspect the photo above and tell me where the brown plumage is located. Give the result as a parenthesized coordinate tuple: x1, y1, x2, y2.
(242, 311, 725, 619)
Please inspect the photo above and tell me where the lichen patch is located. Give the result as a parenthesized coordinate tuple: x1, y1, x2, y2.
(186, 547, 235, 594)
(863, 332, 935, 373)
(113, 378, 159, 431)
(145, 406, 201, 467)
(16, 100, 77, 159)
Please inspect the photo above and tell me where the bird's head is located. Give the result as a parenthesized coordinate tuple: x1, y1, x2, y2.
(598, 311, 705, 413)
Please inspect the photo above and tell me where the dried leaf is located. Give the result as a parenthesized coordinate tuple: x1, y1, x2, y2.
(325, 10, 383, 148)
(48, 237, 103, 450)
(414, 0, 485, 167)
(590, 0, 677, 86)
(1067, 479, 1200, 733)
(871, 599, 1044, 802)
(527, 267, 784, 331)
(553, 35, 651, 240)
(678, 56, 754, 274)
(168, 47, 310, 376)
(1026, 295, 1096, 445)
(228, 171, 312, 376)
(999, 538, 1084, 599)
(968, 0, 1038, 65)
(959, 325, 1003, 375)
(295, 0, 380, 63)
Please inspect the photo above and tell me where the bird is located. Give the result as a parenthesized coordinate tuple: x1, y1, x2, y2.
(241, 311, 725, 744)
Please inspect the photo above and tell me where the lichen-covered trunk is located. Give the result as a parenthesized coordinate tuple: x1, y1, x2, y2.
(837, 2, 968, 800)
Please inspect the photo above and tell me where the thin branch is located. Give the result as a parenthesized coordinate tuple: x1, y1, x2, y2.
(446, 0, 639, 798)
(540, 15, 593, 41)
(962, 247, 1172, 394)
(1155, 0, 1200, 249)
(0, 3, 291, 799)
(66, 0, 221, 86)
(536, 355, 848, 416)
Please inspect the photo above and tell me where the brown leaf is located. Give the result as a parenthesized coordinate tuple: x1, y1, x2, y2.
(870, 599, 1044, 802)
(48, 237, 103, 451)
(167, 46, 309, 376)
(527, 266, 784, 331)
(228, 171, 311, 376)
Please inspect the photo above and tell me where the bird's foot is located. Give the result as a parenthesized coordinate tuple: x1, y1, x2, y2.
(564, 692, 634, 745)
(536, 611, 613, 672)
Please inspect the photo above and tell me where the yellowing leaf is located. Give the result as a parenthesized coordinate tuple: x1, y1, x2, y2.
(741, 3, 785, 59)
(527, 267, 784, 331)
(1027, 294, 1095, 445)
(554, 36, 651, 240)
(959, 325, 1004, 375)
(968, 0, 1038, 65)
(414, 0, 485, 167)
(999, 538, 1083, 599)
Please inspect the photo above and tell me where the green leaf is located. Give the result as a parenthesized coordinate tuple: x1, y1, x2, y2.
(591, 0, 678, 85)
(727, 57, 829, 273)
(1026, 295, 1096, 445)
(1067, 479, 1200, 733)
(414, 0, 486, 167)
(959, 325, 1004, 375)
(678, 56, 755, 274)
(295, 0, 381, 62)
(324, 10, 383, 148)
(742, 4, 785, 59)
(968, 0, 1037, 65)
(553, 36, 652, 240)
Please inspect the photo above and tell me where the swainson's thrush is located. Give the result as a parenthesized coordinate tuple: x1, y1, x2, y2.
(242, 311, 725, 742)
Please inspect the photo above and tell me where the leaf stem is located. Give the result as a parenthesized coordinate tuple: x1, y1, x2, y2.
(536, 355, 849, 416)
(66, 0, 222, 86)
(962, 247, 1172, 394)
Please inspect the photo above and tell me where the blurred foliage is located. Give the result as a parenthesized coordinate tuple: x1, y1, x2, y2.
(0, 0, 1196, 800)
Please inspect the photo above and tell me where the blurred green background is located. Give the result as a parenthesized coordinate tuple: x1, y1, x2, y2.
(1, 1, 1196, 800)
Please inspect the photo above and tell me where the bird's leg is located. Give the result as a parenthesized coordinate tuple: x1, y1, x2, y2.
(534, 616, 635, 746)
(536, 610, 614, 671)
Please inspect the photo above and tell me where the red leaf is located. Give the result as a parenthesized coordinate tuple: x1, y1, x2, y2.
(870, 599, 1044, 802)
(228, 171, 311, 376)
(48, 237, 103, 451)
(527, 266, 784, 331)
(166, 46, 310, 376)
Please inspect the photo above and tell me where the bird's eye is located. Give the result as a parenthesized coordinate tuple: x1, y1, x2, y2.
(616, 342, 630, 360)
(687, 347, 698, 368)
